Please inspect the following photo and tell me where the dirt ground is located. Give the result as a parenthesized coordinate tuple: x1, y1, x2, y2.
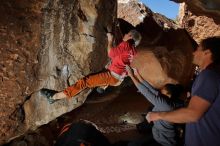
(3, 85, 152, 146)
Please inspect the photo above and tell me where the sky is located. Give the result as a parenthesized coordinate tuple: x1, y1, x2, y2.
(140, 0, 179, 20)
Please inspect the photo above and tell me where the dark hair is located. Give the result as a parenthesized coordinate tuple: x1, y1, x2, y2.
(201, 37, 220, 64)
(164, 84, 183, 99)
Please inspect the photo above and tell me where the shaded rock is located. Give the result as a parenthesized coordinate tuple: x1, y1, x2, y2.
(0, 0, 117, 144)
(23, 89, 90, 130)
(8, 132, 51, 146)
(10, 141, 27, 146)
(0, 0, 44, 144)
(3, 86, 150, 146)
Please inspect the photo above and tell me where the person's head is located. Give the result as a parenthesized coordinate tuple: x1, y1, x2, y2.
(160, 84, 183, 99)
(193, 37, 220, 68)
(123, 29, 142, 47)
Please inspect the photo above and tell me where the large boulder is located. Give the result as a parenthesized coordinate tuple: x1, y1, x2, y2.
(0, 0, 117, 144)
(172, 0, 220, 24)
(118, 0, 196, 88)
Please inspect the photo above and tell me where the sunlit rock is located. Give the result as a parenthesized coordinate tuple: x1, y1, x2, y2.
(172, 0, 220, 24)
(178, 3, 220, 43)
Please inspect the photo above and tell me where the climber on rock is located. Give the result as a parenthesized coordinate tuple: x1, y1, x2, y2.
(41, 28, 142, 104)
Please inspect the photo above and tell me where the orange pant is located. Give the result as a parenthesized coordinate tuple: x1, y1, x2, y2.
(63, 71, 119, 98)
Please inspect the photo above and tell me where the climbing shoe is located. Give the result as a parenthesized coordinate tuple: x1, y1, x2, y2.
(40, 88, 59, 104)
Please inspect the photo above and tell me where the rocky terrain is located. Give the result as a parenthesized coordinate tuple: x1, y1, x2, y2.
(1, 0, 220, 145)
(178, 3, 220, 43)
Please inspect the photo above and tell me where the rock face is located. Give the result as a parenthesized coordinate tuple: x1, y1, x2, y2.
(118, 0, 150, 26)
(172, 0, 220, 24)
(0, 0, 117, 144)
(0, 0, 44, 143)
(178, 3, 220, 43)
(118, 1, 195, 88)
